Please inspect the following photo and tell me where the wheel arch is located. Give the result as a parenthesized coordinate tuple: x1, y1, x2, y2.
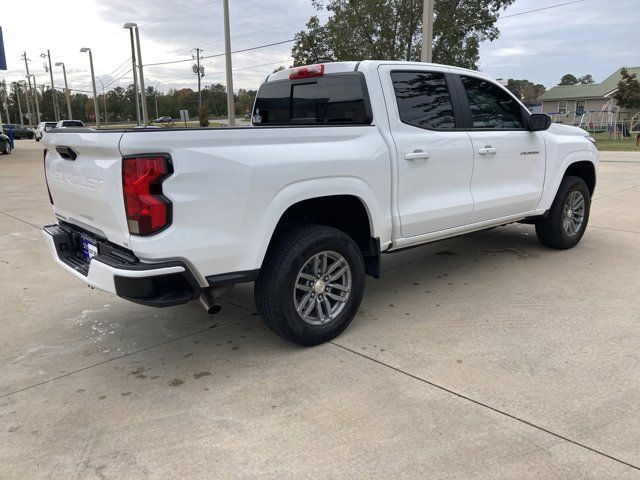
(257, 187, 383, 279)
(564, 160, 596, 195)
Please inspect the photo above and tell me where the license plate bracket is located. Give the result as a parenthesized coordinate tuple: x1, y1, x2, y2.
(80, 236, 98, 262)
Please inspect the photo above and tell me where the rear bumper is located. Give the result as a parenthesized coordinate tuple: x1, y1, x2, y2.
(43, 223, 202, 307)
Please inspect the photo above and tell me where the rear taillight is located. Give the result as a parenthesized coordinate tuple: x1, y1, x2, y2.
(289, 64, 324, 79)
(43, 149, 54, 205)
(122, 155, 173, 236)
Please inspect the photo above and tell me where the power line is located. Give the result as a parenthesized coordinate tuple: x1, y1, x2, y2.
(139, 0, 220, 27)
(145, 39, 296, 67)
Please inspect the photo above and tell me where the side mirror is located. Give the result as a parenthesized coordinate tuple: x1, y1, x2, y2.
(529, 113, 552, 131)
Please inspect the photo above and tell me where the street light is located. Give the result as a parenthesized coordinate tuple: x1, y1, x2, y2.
(123, 23, 148, 126)
(27, 74, 41, 123)
(80, 47, 100, 128)
(41, 50, 59, 121)
(54, 62, 73, 120)
(123, 23, 141, 126)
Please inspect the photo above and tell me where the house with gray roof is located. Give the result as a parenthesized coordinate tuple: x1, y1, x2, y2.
(537, 67, 640, 129)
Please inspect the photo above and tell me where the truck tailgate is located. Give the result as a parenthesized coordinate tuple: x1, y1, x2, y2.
(44, 131, 130, 247)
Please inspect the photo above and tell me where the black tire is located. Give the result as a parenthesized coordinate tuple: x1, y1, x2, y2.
(255, 224, 366, 346)
(535, 175, 590, 249)
(1, 141, 10, 155)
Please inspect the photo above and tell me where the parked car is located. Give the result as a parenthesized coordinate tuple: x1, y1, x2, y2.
(42, 61, 599, 346)
(154, 116, 172, 123)
(2, 124, 34, 139)
(0, 133, 11, 154)
(55, 120, 85, 128)
(35, 122, 58, 141)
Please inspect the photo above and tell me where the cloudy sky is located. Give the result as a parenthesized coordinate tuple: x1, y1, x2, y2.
(0, 0, 638, 95)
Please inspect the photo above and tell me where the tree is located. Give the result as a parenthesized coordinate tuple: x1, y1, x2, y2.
(559, 73, 595, 85)
(614, 68, 640, 110)
(292, 0, 516, 69)
(578, 74, 594, 85)
(506, 79, 546, 104)
(559, 74, 579, 85)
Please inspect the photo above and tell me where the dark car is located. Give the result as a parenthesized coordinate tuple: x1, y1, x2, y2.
(0, 133, 11, 155)
(154, 116, 172, 123)
(2, 124, 34, 139)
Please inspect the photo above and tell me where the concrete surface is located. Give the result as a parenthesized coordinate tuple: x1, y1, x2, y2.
(1, 140, 639, 479)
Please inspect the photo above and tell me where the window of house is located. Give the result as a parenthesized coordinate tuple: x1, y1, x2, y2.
(391, 71, 456, 129)
(460, 76, 525, 129)
(576, 100, 586, 113)
(558, 101, 568, 114)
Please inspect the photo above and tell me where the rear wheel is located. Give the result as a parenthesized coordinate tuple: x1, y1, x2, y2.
(535, 175, 590, 249)
(255, 224, 365, 346)
(2, 141, 10, 155)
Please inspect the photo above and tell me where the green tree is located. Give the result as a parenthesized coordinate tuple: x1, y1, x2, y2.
(559, 74, 579, 85)
(559, 73, 594, 86)
(614, 68, 640, 110)
(506, 79, 546, 104)
(578, 74, 595, 85)
(292, 0, 516, 69)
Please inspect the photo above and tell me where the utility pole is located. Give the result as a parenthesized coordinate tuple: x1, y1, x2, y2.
(193, 47, 203, 110)
(420, 0, 434, 63)
(19, 81, 30, 125)
(154, 87, 159, 120)
(97, 78, 108, 125)
(42, 50, 59, 121)
(55, 62, 73, 119)
(222, 0, 235, 126)
(123, 23, 141, 126)
(14, 84, 24, 124)
(133, 26, 149, 126)
(21, 52, 34, 124)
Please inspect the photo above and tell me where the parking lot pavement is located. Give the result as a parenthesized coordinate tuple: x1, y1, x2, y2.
(1, 140, 639, 479)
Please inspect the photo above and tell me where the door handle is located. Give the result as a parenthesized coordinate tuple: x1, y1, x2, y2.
(478, 146, 497, 155)
(404, 150, 430, 161)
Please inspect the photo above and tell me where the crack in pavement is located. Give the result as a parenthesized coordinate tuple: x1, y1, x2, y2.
(0, 313, 254, 400)
(589, 225, 640, 235)
(0, 210, 42, 230)
(330, 341, 640, 472)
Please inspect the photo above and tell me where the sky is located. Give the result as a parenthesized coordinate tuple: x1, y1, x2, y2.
(0, 0, 638, 96)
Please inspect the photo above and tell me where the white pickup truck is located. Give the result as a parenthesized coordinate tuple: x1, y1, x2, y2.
(43, 61, 598, 345)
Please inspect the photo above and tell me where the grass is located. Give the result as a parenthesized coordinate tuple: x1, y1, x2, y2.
(591, 132, 640, 152)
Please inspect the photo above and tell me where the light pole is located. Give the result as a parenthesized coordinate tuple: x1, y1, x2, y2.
(133, 25, 149, 125)
(19, 81, 29, 124)
(123, 23, 141, 126)
(223, 0, 235, 126)
(97, 77, 108, 125)
(55, 62, 73, 120)
(27, 74, 41, 123)
(41, 50, 59, 121)
(420, 0, 434, 63)
(13, 83, 24, 124)
(80, 48, 100, 128)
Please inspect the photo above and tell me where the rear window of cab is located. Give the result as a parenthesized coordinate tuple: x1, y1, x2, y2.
(253, 72, 372, 126)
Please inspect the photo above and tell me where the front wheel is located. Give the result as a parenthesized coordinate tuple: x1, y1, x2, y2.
(255, 225, 366, 346)
(535, 175, 591, 249)
(2, 141, 10, 155)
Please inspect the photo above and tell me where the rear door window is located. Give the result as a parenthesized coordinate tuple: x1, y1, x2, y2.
(254, 73, 371, 125)
(391, 71, 456, 129)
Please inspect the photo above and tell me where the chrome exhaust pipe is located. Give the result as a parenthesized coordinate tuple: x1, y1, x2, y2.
(199, 289, 222, 315)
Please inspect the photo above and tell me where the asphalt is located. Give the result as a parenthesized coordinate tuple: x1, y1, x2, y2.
(1, 140, 639, 479)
